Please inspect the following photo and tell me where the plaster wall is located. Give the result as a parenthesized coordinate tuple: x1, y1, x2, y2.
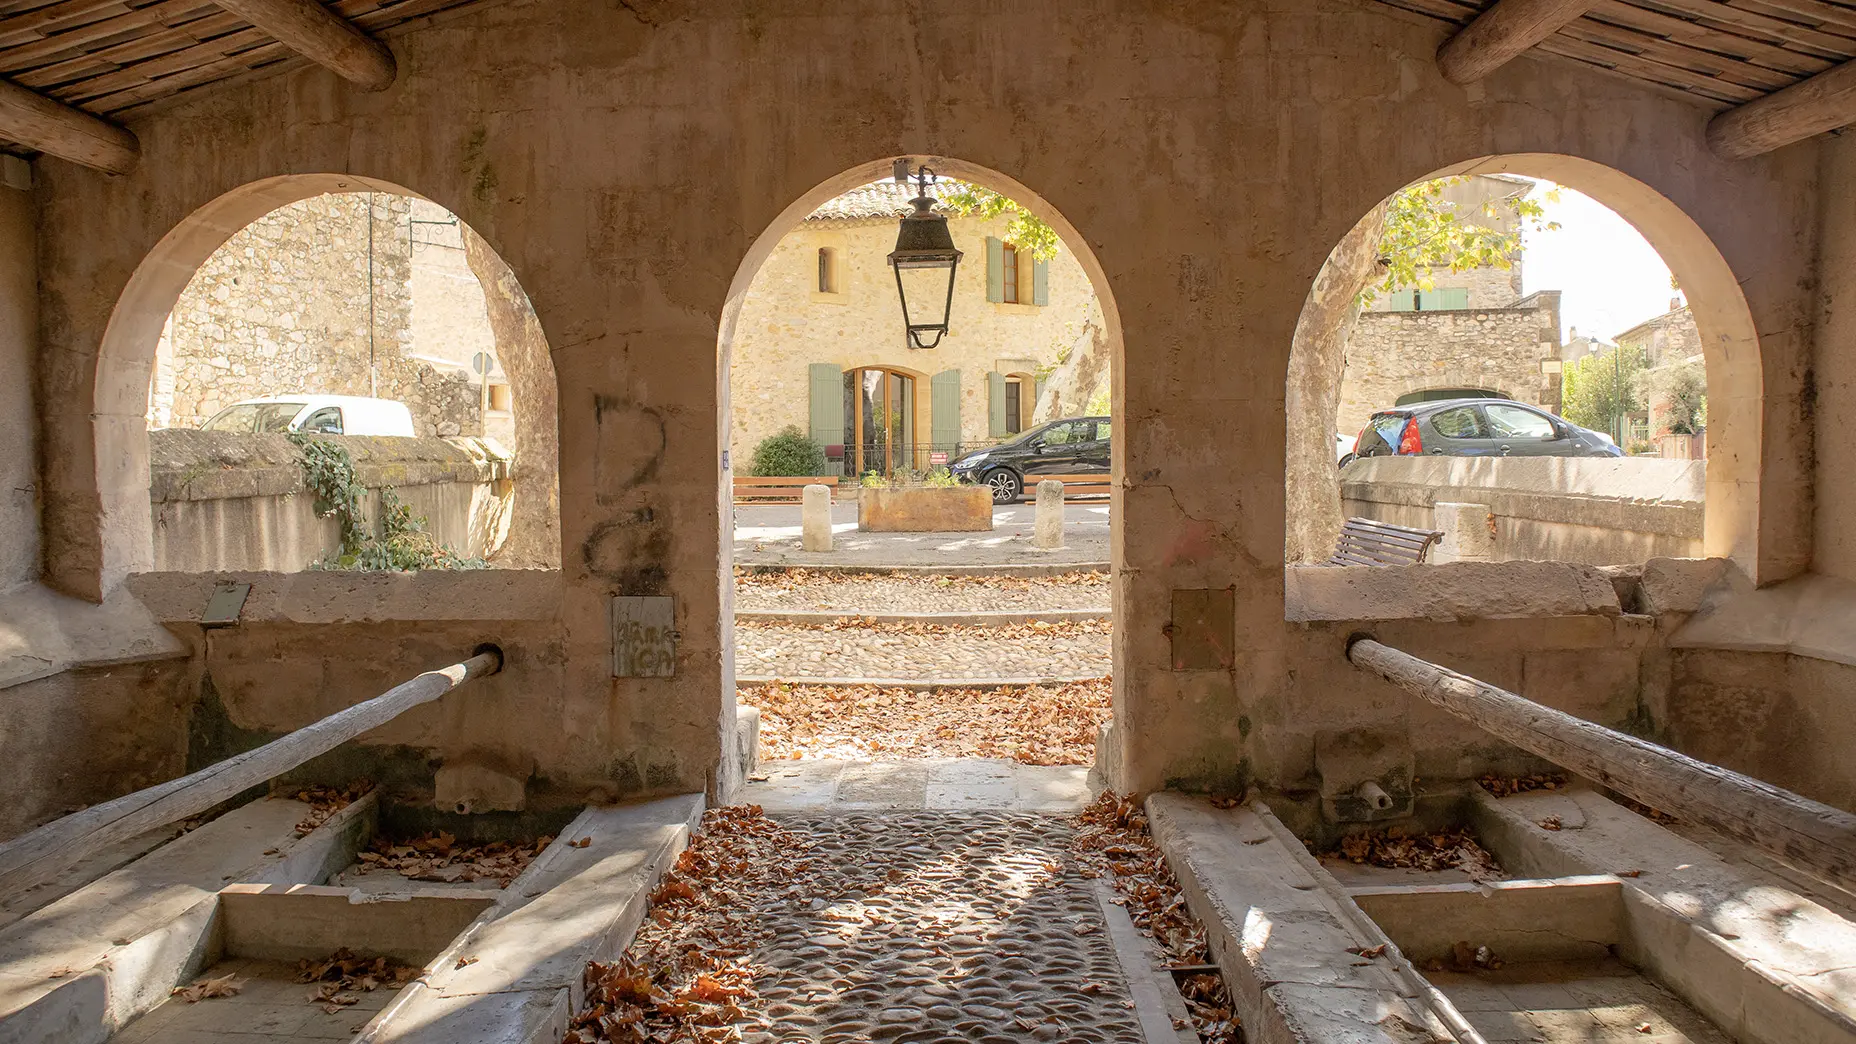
(31, 0, 1823, 801)
(1664, 649, 1856, 812)
(728, 213, 1096, 467)
(0, 182, 35, 590)
(1340, 455, 1705, 564)
(1816, 134, 1856, 583)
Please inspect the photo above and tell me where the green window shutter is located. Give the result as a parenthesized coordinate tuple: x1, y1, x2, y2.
(1384, 289, 1416, 312)
(1428, 287, 1469, 311)
(985, 237, 1005, 303)
(808, 363, 844, 453)
(1032, 258, 1049, 306)
(930, 369, 962, 451)
(987, 371, 1007, 437)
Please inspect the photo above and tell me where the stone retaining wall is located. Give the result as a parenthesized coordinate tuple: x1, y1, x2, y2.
(149, 429, 515, 572)
(1340, 455, 1704, 564)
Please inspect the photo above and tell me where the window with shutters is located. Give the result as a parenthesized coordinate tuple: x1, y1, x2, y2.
(1002, 244, 1019, 304)
(1004, 378, 1022, 434)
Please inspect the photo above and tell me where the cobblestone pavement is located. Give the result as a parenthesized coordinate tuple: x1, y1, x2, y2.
(736, 570, 1110, 615)
(736, 502, 1110, 570)
(746, 811, 1145, 1043)
(735, 619, 1111, 683)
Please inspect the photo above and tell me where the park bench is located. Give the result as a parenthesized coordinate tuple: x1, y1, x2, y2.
(1029, 473, 1112, 501)
(1327, 517, 1443, 566)
(733, 475, 838, 504)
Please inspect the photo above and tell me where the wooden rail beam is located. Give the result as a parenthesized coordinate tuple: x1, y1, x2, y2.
(0, 648, 500, 900)
(0, 76, 138, 174)
(215, 0, 397, 90)
(1348, 637, 1856, 889)
(1437, 0, 1600, 85)
(1708, 58, 1856, 160)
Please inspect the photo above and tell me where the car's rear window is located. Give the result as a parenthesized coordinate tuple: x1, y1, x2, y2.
(201, 402, 304, 433)
(1369, 413, 1405, 447)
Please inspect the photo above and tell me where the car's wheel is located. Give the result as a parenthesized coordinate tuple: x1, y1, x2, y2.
(1337, 453, 1356, 469)
(984, 468, 1022, 504)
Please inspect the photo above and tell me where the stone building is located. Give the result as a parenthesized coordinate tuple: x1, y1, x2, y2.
(1618, 299, 1706, 450)
(729, 179, 1100, 475)
(146, 193, 510, 442)
(1336, 174, 1564, 435)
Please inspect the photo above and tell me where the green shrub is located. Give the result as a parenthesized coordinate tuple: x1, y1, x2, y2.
(290, 433, 484, 571)
(923, 466, 959, 488)
(750, 426, 826, 477)
(860, 470, 889, 489)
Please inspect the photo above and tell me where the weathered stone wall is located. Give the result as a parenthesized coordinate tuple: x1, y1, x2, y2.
(1818, 133, 1856, 583)
(1339, 455, 1705, 565)
(409, 200, 514, 445)
(1616, 304, 1702, 368)
(1338, 294, 1562, 435)
(147, 193, 484, 439)
(729, 213, 1096, 468)
(34, 0, 1824, 809)
(148, 429, 515, 572)
(0, 180, 35, 589)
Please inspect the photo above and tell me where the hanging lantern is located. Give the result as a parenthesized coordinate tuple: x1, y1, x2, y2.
(888, 166, 962, 350)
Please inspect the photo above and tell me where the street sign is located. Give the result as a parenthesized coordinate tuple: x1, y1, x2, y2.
(471, 351, 494, 375)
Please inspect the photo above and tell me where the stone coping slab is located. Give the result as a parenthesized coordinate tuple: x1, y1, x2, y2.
(0, 583, 184, 691)
(218, 883, 497, 966)
(357, 793, 704, 1044)
(127, 569, 562, 624)
(1285, 560, 1626, 622)
(0, 793, 375, 1044)
(734, 607, 1111, 625)
(150, 430, 513, 503)
(1144, 793, 1449, 1044)
(1672, 568, 1856, 668)
(1470, 787, 1856, 1044)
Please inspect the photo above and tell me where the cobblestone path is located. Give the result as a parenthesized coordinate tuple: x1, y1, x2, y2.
(734, 620, 1111, 682)
(747, 811, 1144, 1043)
(735, 571, 1110, 615)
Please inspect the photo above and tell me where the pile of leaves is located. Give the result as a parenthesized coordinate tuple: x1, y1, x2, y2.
(1419, 940, 1505, 975)
(1073, 794, 1241, 1043)
(749, 677, 1111, 765)
(734, 567, 1108, 593)
(297, 948, 421, 1013)
(773, 616, 1111, 640)
(291, 779, 375, 837)
(566, 805, 811, 1043)
(349, 831, 545, 887)
(1324, 827, 1503, 880)
(1616, 795, 1679, 825)
(1476, 772, 1568, 799)
(171, 972, 243, 1003)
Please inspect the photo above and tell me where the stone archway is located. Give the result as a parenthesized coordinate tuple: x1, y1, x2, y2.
(85, 174, 560, 596)
(1284, 154, 1764, 577)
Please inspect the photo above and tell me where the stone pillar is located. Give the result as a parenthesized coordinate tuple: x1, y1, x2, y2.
(802, 483, 833, 552)
(1034, 479, 1066, 549)
(1433, 501, 1495, 563)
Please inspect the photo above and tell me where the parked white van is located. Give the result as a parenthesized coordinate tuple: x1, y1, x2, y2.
(200, 396, 418, 437)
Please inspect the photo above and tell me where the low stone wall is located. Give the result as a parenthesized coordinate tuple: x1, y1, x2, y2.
(149, 429, 515, 572)
(1340, 455, 1704, 565)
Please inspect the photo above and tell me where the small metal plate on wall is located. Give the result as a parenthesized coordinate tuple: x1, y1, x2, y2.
(1169, 588, 1234, 671)
(611, 596, 677, 677)
(201, 582, 251, 627)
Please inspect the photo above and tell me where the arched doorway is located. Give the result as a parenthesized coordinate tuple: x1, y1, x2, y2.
(1285, 155, 1762, 575)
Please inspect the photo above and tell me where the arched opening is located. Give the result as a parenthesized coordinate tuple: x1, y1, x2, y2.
(718, 157, 1124, 794)
(92, 175, 560, 590)
(1286, 155, 1759, 575)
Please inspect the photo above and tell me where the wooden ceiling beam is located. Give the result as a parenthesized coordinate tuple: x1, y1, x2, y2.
(1437, 0, 1603, 84)
(213, 0, 395, 90)
(0, 75, 137, 174)
(1708, 57, 1856, 158)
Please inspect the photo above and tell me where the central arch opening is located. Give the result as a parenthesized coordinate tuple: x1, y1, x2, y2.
(716, 158, 1124, 808)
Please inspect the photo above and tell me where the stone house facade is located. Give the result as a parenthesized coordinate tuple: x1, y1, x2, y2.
(147, 193, 509, 441)
(1335, 175, 1563, 437)
(1617, 300, 1705, 450)
(729, 180, 1099, 475)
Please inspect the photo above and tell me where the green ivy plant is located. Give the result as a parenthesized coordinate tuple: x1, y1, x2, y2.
(288, 433, 485, 571)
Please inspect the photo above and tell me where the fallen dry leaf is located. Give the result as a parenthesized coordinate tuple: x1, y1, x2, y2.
(291, 780, 374, 837)
(172, 973, 243, 1003)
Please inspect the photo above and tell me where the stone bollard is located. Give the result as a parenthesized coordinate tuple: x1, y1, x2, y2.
(1034, 479, 1066, 549)
(801, 483, 833, 552)
(1432, 501, 1494, 563)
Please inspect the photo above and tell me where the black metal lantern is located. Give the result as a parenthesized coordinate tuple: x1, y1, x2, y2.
(888, 166, 962, 350)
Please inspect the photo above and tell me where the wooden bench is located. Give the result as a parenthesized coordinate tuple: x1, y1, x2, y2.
(1327, 517, 1442, 567)
(1027, 473, 1112, 501)
(733, 475, 839, 504)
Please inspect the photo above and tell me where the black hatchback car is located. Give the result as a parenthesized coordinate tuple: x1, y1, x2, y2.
(948, 416, 1111, 502)
(1351, 398, 1622, 460)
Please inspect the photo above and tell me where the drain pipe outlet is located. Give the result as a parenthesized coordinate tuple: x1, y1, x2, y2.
(1355, 780, 1394, 812)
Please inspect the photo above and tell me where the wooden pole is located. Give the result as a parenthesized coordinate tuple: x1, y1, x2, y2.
(214, 0, 397, 91)
(1436, 0, 1599, 85)
(1708, 59, 1856, 160)
(1347, 638, 1856, 889)
(0, 649, 499, 900)
(0, 77, 139, 174)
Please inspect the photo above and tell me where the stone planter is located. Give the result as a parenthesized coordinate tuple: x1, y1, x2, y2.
(857, 485, 994, 532)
